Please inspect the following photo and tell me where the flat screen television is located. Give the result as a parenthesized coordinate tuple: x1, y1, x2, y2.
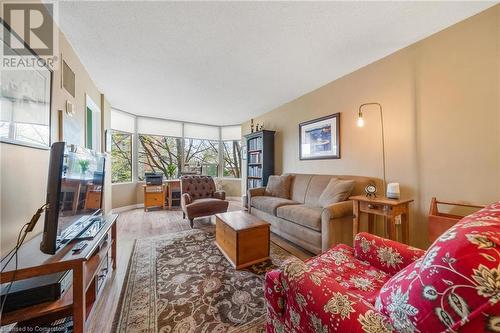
(40, 142, 106, 254)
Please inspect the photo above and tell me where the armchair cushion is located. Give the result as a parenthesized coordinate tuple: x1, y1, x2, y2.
(305, 244, 391, 304)
(375, 202, 500, 333)
(267, 257, 393, 333)
(354, 232, 425, 276)
(184, 198, 229, 218)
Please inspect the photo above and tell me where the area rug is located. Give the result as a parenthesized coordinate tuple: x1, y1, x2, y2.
(114, 229, 296, 333)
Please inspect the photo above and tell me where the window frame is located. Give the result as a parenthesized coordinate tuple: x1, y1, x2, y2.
(110, 129, 133, 184)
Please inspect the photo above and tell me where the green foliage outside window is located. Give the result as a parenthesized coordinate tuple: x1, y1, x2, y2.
(223, 140, 241, 178)
(111, 132, 132, 183)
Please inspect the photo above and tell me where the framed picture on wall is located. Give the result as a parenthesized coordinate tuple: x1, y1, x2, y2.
(299, 113, 340, 160)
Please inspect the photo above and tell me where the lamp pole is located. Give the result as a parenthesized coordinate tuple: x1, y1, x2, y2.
(358, 102, 386, 192)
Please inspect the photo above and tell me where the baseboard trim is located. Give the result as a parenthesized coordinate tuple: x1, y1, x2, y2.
(111, 203, 144, 214)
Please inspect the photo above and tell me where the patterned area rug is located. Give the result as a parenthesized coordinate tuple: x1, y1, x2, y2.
(114, 228, 296, 332)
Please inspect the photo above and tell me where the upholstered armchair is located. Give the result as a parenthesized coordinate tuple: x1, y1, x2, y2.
(180, 175, 229, 228)
(265, 202, 500, 332)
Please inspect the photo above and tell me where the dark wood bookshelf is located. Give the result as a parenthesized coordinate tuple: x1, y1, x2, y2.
(244, 130, 275, 191)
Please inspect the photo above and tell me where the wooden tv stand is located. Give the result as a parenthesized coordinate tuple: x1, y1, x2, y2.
(0, 214, 118, 333)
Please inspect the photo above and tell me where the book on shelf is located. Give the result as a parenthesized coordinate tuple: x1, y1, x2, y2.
(248, 152, 261, 164)
(248, 178, 263, 188)
(248, 137, 263, 151)
(248, 165, 262, 177)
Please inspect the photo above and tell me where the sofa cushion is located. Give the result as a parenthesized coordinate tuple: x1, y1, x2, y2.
(251, 196, 298, 215)
(376, 202, 500, 333)
(318, 178, 355, 207)
(276, 204, 323, 232)
(265, 175, 292, 199)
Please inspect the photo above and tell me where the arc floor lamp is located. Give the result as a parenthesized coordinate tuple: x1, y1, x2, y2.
(357, 102, 387, 192)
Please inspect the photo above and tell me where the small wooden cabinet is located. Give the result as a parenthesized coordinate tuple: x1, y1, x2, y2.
(215, 211, 270, 269)
(143, 184, 166, 211)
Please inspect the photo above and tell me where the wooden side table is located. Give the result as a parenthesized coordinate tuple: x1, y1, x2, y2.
(349, 195, 414, 244)
(143, 184, 166, 211)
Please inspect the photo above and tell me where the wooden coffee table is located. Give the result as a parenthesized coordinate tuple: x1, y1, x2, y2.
(215, 211, 270, 269)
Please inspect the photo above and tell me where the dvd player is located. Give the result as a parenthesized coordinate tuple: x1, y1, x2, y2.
(0, 270, 72, 312)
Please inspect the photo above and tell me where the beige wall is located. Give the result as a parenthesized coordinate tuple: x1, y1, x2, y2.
(242, 6, 500, 249)
(0, 12, 109, 253)
(111, 183, 138, 209)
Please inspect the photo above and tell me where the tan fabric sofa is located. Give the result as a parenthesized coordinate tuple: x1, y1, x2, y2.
(248, 174, 375, 254)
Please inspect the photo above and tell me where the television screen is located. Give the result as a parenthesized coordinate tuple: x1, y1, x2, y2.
(40, 142, 105, 254)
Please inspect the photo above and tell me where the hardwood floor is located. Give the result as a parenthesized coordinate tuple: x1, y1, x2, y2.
(86, 199, 312, 333)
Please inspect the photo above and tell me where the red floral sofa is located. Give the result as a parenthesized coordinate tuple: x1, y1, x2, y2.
(265, 202, 500, 332)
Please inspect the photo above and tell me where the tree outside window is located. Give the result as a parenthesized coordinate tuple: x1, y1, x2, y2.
(138, 134, 182, 180)
(183, 139, 219, 177)
(223, 140, 241, 178)
(111, 131, 132, 183)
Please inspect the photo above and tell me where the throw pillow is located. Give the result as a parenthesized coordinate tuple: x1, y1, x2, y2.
(375, 202, 500, 332)
(318, 178, 355, 207)
(265, 175, 292, 199)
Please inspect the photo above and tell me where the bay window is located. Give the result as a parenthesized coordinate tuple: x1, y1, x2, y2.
(110, 109, 242, 182)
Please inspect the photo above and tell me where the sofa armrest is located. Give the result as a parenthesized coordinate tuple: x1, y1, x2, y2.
(321, 200, 353, 220)
(354, 232, 425, 276)
(247, 187, 266, 212)
(279, 258, 391, 332)
(247, 186, 265, 198)
(213, 190, 226, 200)
(321, 201, 354, 252)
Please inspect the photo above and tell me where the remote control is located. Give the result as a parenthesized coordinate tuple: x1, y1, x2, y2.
(72, 241, 88, 254)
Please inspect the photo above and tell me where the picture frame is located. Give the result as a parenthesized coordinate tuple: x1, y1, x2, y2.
(299, 113, 340, 160)
(241, 145, 247, 160)
(62, 59, 75, 97)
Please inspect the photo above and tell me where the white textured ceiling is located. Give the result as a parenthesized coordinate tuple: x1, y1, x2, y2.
(58, 1, 494, 126)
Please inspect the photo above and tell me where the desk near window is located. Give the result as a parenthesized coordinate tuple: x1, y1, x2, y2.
(143, 179, 181, 211)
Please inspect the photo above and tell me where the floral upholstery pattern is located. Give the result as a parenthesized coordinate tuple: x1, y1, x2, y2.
(265, 202, 500, 333)
(354, 232, 425, 276)
(376, 202, 500, 332)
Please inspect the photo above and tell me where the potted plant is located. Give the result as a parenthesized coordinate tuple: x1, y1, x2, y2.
(79, 160, 90, 176)
(166, 164, 176, 179)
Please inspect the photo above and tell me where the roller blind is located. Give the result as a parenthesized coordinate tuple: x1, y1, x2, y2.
(221, 125, 241, 141)
(184, 123, 219, 140)
(137, 117, 183, 137)
(0, 97, 49, 125)
(111, 109, 135, 133)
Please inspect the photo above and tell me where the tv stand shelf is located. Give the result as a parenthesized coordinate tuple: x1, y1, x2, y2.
(0, 214, 118, 333)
